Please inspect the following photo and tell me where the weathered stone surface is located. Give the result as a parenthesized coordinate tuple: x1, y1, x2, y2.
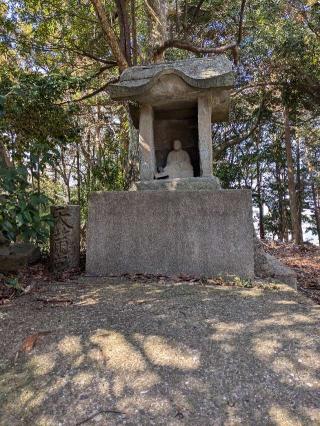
(198, 95, 213, 176)
(139, 104, 156, 181)
(86, 190, 254, 279)
(50, 205, 80, 271)
(254, 238, 297, 289)
(0, 243, 40, 272)
(108, 56, 234, 100)
(131, 176, 221, 191)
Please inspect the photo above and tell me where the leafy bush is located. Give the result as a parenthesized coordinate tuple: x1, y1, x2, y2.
(0, 162, 53, 243)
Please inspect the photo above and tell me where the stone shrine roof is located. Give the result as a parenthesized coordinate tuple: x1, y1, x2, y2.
(108, 56, 234, 100)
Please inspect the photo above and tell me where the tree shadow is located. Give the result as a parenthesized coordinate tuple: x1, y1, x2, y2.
(0, 278, 319, 425)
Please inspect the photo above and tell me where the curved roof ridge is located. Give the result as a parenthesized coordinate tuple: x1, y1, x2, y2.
(109, 56, 234, 100)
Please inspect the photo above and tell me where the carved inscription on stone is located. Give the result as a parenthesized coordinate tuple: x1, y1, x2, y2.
(50, 205, 80, 271)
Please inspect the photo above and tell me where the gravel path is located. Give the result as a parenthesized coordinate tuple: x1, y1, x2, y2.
(0, 277, 319, 425)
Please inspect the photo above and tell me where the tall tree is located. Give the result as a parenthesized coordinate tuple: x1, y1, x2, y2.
(284, 106, 303, 244)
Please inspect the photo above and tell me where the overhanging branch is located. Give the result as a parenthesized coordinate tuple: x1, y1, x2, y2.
(58, 78, 119, 105)
(153, 40, 237, 62)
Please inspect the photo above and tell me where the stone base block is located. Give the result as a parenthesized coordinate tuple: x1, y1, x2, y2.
(86, 190, 254, 279)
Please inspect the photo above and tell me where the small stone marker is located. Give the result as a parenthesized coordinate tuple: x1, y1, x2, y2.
(50, 205, 80, 271)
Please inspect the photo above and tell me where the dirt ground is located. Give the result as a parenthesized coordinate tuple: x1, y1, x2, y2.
(0, 277, 319, 425)
(265, 241, 320, 304)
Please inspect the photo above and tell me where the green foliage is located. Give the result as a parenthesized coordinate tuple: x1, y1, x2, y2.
(0, 163, 53, 243)
(0, 71, 81, 156)
(233, 276, 253, 288)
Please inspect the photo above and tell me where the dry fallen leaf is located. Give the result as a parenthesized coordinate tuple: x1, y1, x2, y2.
(18, 331, 52, 354)
(20, 334, 40, 353)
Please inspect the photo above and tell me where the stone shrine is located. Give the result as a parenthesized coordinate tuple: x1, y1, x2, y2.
(86, 56, 254, 279)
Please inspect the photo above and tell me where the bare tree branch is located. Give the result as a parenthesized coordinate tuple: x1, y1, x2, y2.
(74, 50, 118, 66)
(86, 65, 114, 81)
(232, 81, 280, 96)
(153, 39, 237, 62)
(58, 78, 119, 104)
(154, 0, 247, 64)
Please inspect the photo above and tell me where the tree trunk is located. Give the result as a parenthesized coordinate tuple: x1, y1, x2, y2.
(67, 183, 71, 203)
(256, 127, 265, 239)
(37, 158, 41, 196)
(77, 142, 81, 205)
(0, 141, 12, 168)
(296, 138, 304, 236)
(276, 162, 285, 242)
(145, 0, 169, 62)
(54, 168, 58, 203)
(257, 159, 265, 239)
(306, 146, 320, 245)
(90, 0, 129, 72)
(284, 106, 303, 245)
(131, 0, 138, 65)
(311, 180, 320, 245)
(116, 0, 132, 65)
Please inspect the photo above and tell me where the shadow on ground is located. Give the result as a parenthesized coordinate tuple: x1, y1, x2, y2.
(0, 278, 319, 425)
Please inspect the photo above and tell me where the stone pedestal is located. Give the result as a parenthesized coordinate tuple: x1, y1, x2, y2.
(86, 190, 254, 279)
(131, 176, 221, 191)
(50, 205, 80, 271)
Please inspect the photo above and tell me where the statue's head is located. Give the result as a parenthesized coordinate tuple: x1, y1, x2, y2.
(173, 140, 182, 151)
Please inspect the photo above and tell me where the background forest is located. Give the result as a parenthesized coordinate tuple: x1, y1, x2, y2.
(0, 0, 319, 248)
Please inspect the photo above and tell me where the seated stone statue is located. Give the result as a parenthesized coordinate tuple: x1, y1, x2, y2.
(160, 140, 194, 179)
